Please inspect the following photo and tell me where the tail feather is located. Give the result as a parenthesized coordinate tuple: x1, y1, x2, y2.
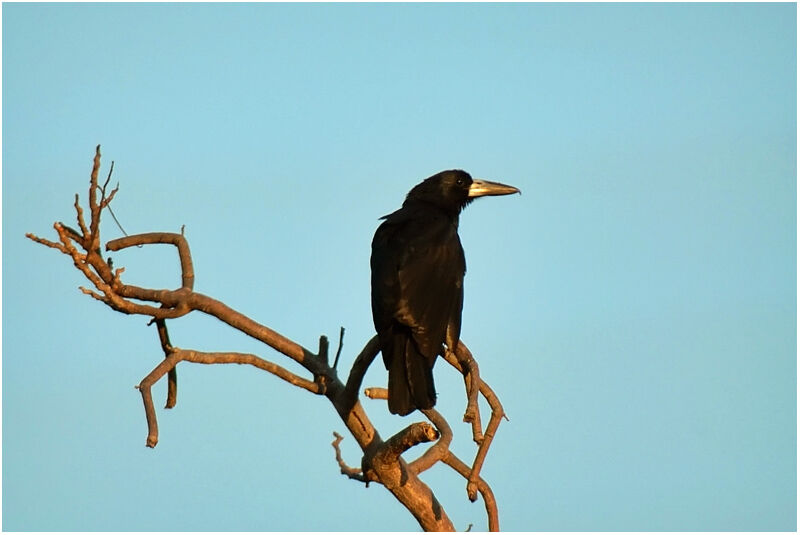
(386, 330, 436, 415)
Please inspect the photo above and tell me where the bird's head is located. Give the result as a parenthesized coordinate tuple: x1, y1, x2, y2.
(405, 170, 520, 216)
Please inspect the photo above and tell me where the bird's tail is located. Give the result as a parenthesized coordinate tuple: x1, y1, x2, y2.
(386, 331, 436, 416)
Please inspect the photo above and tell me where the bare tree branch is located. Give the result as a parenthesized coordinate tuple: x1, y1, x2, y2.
(377, 422, 440, 465)
(107, 232, 194, 290)
(443, 346, 483, 443)
(26, 146, 511, 532)
(331, 432, 367, 482)
(333, 326, 345, 369)
(74, 193, 89, 240)
(338, 335, 380, 414)
(442, 452, 500, 532)
(153, 319, 179, 409)
(25, 230, 69, 254)
(410, 408, 453, 474)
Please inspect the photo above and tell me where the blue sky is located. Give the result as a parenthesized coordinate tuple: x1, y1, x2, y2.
(3, 2, 796, 531)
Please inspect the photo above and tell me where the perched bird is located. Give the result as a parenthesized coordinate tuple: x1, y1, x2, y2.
(370, 170, 519, 415)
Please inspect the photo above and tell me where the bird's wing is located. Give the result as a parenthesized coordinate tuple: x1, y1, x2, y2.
(371, 207, 465, 364)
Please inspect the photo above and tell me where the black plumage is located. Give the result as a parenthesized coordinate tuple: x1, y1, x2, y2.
(370, 170, 519, 415)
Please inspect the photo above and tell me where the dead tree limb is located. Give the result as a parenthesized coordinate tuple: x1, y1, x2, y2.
(27, 146, 509, 532)
(154, 319, 178, 409)
(364, 387, 500, 530)
(331, 431, 367, 482)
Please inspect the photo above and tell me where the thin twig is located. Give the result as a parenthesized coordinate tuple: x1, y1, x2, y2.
(333, 326, 345, 369)
(106, 203, 134, 242)
(154, 319, 178, 409)
(25, 232, 69, 254)
(101, 160, 114, 193)
(331, 432, 367, 482)
(74, 194, 89, 240)
(88, 145, 102, 253)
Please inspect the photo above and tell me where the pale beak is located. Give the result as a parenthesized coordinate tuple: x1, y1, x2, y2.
(467, 179, 521, 198)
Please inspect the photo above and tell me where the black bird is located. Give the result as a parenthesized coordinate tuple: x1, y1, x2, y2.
(370, 170, 519, 415)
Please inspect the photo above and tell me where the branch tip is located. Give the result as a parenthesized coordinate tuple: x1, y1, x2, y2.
(333, 326, 345, 369)
(318, 334, 329, 364)
(364, 387, 387, 400)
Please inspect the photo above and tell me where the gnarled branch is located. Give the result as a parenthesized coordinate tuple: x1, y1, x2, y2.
(331, 432, 367, 482)
(26, 146, 509, 532)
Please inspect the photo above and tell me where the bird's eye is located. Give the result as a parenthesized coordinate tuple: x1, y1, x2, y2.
(456, 177, 465, 186)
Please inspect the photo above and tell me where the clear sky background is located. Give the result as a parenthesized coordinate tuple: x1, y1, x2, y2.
(2, 2, 796, 531)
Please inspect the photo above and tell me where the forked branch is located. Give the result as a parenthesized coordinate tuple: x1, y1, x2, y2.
(363, 387, 500, 530)
(27, 146, 508, 532)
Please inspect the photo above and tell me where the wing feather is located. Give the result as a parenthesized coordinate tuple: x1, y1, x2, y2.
(371, 206, 465, 366)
